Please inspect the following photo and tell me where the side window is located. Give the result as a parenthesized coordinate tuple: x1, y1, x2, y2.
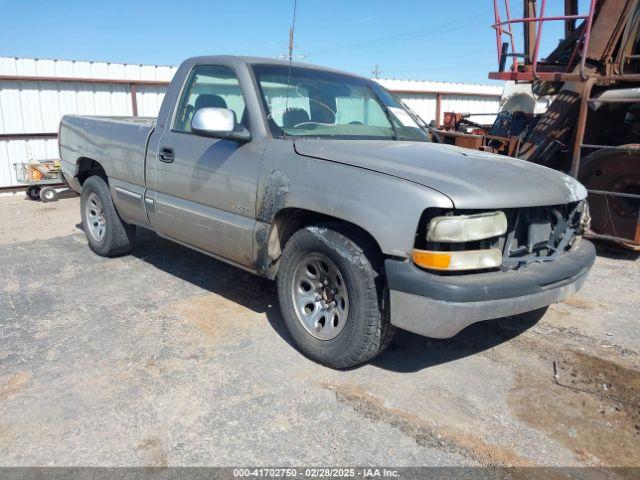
(173, 65, 247, 133)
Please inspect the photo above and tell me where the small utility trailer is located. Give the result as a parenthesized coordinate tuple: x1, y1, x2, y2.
(14, 160, 64, 202)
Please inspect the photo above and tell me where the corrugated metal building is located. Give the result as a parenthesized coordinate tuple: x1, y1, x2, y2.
(376, 78, 502, 126)
(0, 57, 176, 188)
(0, 56, 502, 188)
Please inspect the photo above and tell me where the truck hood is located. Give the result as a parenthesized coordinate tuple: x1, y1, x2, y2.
(294, 140, 587, 209)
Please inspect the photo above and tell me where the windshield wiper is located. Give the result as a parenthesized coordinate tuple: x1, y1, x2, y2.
(383, 108, 399, 140)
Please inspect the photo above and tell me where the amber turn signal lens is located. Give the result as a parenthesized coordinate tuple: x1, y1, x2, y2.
(412, 248, 502, 271)
(411, 250, 452, 270)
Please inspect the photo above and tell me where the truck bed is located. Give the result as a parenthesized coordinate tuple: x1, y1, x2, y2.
(59, 115, 156, 190)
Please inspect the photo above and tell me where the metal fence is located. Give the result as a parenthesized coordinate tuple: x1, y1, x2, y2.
(0, 56, 503, 188)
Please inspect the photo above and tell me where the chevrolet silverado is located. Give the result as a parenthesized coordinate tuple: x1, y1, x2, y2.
(59, 56, 595, 368)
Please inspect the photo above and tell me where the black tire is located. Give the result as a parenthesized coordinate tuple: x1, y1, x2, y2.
(277, 224, 394, 368)
(26, 185, 41, 200)
(39, 186, 59, 203)
(80, 176, 135, 257)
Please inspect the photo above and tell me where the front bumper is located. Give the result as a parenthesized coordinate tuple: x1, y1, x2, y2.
(385, 240, 596, 338)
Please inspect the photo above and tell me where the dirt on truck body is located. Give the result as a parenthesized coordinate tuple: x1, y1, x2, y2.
(60, 55, 594, 368)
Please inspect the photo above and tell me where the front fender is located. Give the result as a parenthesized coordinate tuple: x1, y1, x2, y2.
(258, 141, 453, 258)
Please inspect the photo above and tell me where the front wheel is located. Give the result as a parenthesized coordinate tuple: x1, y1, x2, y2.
(80, 176, 135, 257)
(277, 225, 394, 368)
(26, 185, 41, 200)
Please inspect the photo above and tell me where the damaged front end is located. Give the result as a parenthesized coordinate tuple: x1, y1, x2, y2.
(412, 200, 591, 273)
(501, 201, 590, 269)
(385, 200, 595, 339)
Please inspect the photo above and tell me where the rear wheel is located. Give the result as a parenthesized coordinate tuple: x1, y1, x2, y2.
(39, 186, 59, 202)
(277, 224, 394, 368)
(80, 176, 135, 257)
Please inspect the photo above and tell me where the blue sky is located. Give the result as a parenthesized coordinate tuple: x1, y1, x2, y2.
(0, 0, 573, 84)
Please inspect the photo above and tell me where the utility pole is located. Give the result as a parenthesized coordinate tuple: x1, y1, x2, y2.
(372, 65, 381, 79)
(288, 25, 294, 62)
(287, 0, 298, 62)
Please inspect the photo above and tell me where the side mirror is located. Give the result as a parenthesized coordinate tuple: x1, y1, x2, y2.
(191, 107, 251, 142)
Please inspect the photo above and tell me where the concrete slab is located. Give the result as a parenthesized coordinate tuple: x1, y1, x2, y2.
(0, 195, 638, 467)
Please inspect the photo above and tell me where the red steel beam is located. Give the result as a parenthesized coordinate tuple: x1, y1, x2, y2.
(490, 70, 640, 82)
(565, 0, 579, 36)
(0, 132, 58, 140)
(1, 86, 497, 140)
(0, 74, 170, 86)
(130, 83, 138, 117)
(493, 14, 588, 27)
(570, 77, 598, 177)
(387, 89, 501, 97)
(0, 74, 500, 98)
(0, 77, 498, 141)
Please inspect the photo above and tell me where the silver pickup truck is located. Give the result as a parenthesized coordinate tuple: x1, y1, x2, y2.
(60, 55, 595, 368)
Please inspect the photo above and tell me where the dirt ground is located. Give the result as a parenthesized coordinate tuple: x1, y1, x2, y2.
(0, 193, 639, 470)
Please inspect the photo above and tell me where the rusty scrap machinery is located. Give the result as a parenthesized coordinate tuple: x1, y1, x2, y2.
(439, 0, 640, 247)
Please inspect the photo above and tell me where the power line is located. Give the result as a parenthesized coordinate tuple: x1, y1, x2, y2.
(306, 14, 480, 57)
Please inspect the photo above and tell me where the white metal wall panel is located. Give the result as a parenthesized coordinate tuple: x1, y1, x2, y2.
(394, 93, 438, 125)
(377, 78, 502, 126)
(136, 85, 168, 118)
(393, 92, 500, 126)
(440, 95, 499, 125)
(0, 138, 58, 185)
(0, 81, 23, 132)
(0, 80, 135, 133)
(0, 56, 178, 187)
(0, 57, 177, 81)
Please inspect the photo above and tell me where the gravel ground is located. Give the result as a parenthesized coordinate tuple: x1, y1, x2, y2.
(0, 194, 638, 468)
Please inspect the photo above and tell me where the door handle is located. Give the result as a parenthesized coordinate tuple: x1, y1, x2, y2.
(159, 147, 175, 163)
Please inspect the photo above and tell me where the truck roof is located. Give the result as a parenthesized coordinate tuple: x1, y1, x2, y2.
(182, 55, 366, 80)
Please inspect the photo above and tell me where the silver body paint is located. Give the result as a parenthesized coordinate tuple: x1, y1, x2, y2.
(59, 56, 591, 338)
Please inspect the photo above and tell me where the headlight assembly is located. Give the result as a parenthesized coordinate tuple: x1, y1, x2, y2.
(426, 211, 508, 243)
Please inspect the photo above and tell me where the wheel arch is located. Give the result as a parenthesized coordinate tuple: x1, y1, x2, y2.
(258, 207, 386, 279)
(76, 157, 108, 186)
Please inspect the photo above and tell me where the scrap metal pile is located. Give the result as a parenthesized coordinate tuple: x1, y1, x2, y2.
(433, 0, 640, 248)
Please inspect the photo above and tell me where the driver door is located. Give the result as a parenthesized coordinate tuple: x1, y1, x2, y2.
(151, 65, 261, 268)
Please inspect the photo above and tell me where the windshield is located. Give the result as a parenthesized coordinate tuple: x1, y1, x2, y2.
(252, 64, 430, 142)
